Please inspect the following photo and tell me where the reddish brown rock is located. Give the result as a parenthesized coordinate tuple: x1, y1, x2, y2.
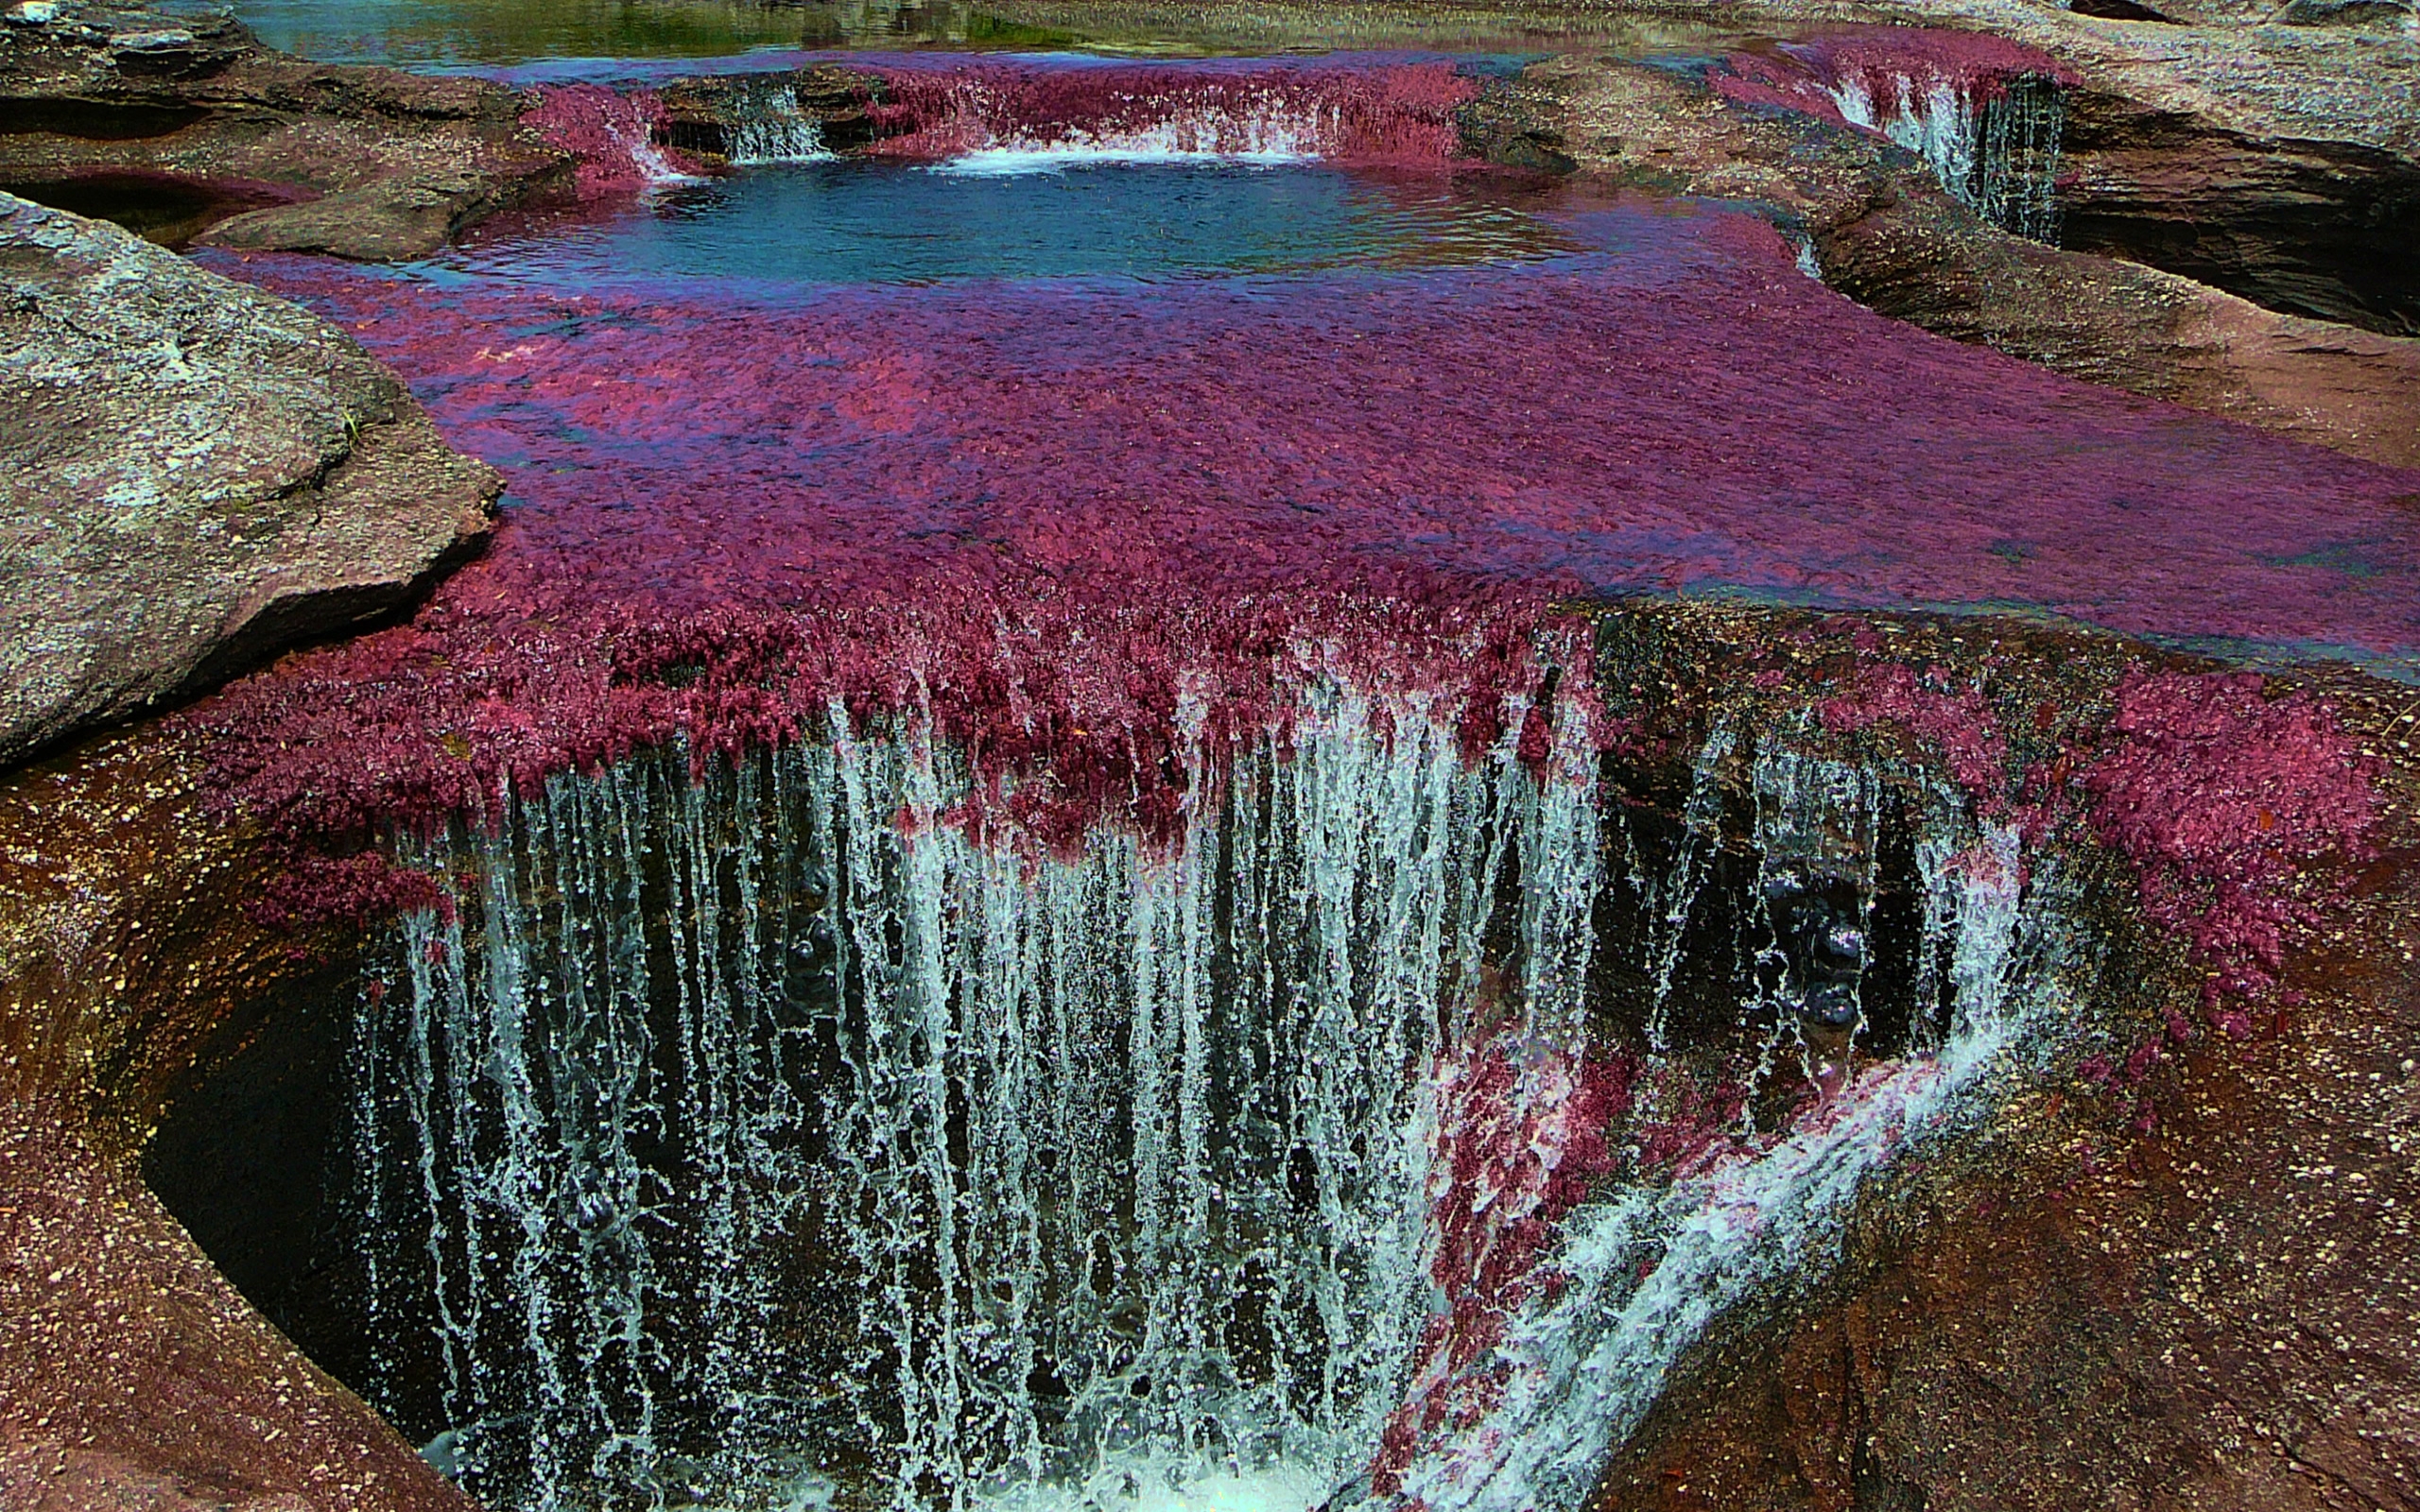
(0, 718, 471, 1512)
(1593, 666, 2420, 1512)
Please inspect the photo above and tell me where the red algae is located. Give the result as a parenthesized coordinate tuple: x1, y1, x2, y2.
(2082, 670, 2382, 1030)
(1819, 662, 2012, 809)
(184, 191, 2420, 919)
(524, 84, 702, 194)
(854, 59, 1477, 164)
(1373, 1027, 1631, 1494)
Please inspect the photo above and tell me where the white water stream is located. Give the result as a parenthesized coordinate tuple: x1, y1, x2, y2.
(1827, 71, 2066, 243)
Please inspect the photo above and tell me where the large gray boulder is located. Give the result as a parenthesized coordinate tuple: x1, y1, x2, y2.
(0, 191, 496, 767)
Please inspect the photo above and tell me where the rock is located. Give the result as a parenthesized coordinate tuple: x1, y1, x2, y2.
(2069, 0, 2183, 22)
(1811, 178, 2420, 470)
(2273, 0, 2415, 26)
(1598, 670, 2420, 1511)
(0, 1107, 476, 1512)
(657, 63, 890, 159)
(2059, 87, 2420, 336)
(0, 710, 475, 1510)
(0, 0, 569, 258)
(0, 191, 496, 769)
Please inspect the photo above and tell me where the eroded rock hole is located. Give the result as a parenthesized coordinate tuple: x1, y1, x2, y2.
(150, 694, 2101, 1512)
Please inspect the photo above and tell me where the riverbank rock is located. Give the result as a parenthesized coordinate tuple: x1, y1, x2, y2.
(0, 707, 479, 1510)
(0, 0, 567, 257)
(0, 191, 496, 769)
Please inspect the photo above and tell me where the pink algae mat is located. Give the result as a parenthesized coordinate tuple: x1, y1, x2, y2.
(191, 196, 2420, 850)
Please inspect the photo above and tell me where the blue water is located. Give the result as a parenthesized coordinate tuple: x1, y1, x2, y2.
(426, 161, 1582, 288)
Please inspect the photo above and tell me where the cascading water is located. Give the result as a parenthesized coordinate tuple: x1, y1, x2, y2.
(345, 679, 1601, 1511)
(1828, 71, 2065, 244)
(334, 670, 2097, 1512)
(725, 80, 834, 166)
(1712, 32, 2075, 244)
(1364, 734, 2083, 1509)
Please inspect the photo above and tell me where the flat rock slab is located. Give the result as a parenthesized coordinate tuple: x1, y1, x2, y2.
(0, 0, 569, 259)
(0, 191, 495, 767)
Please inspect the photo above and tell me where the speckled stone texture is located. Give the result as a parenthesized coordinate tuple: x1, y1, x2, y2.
(0, 1103, 474, 1512)
(0, 192, 496, 767)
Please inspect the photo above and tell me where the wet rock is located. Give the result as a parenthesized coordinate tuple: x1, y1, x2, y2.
(0, 192, 496, 768)
(0, 1107, 475, 1512)
(658, 63, 889, 159)
(1457, 79, 1582, 174)
(1598, 668, 2420, 1512)
(1812, 180, 2420, 471)
(0, 0, 568, 257)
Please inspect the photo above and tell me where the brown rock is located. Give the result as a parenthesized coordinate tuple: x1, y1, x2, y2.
(0, 0, 569, 258)
(1595, 688, 2420, 1511)
(2060, 86, 2420, 337)
(0, 713, 472, 1512)
(0, 191, 497, 769)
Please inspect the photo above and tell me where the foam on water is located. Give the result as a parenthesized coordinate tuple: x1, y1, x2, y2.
(931, 145, 1311, 177)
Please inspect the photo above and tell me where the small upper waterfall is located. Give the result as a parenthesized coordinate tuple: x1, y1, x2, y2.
(1713, 31, 2074, 244)
(854, 60, 1478, 171)
(330, 666, 2098, 1512)
(1827, 70, 2066, 245)
(725, 80, 834, 166)
(526, 84, 706, 194)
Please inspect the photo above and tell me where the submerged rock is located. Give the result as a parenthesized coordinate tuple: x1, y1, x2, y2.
(0, 192, 496, 767)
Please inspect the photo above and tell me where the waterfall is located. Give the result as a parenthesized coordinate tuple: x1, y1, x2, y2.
(343, 691, 2091, 1512)
(1357, 730, 2084, 1508)
(1713, 39, 2070, 245)
(858, 61, 1476, 171)
(1824, 69, 2066, 244)
(526, 85, 704, 195)
(727, 80, 834, 166)
(347, 682, 1600, 1511)
(1970, 76, 2065, 245)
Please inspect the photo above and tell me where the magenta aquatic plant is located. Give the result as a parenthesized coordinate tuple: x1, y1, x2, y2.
(1374, 1029, 1631, 1495)
(524, 84, 703, 193)
(185, 182, 2418, 925)
(2083, 670, 2383, 1032)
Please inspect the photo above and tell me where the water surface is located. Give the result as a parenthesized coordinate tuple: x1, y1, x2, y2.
(433, 161, 1581, 287)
